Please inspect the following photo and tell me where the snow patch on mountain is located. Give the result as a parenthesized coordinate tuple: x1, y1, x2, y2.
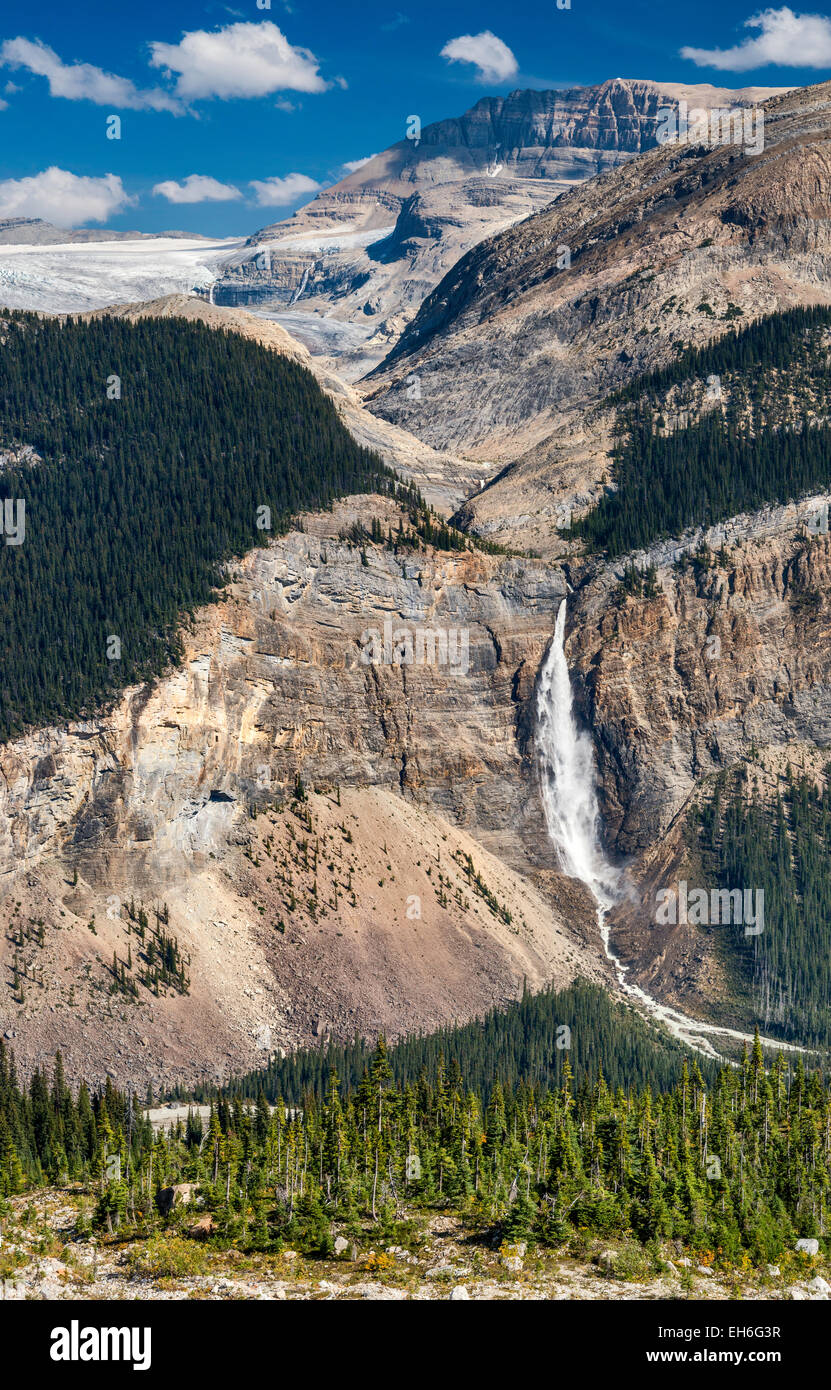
(0, 236, 244, 313)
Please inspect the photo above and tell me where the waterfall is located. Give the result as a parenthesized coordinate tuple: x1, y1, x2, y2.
(536, 599, 620, 909)
(291, 267, 310, 305)
(535, 598, 805, 1060)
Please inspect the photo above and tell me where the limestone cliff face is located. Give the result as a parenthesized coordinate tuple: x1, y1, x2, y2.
(566, 498, 831, 854)
(558, 497, 831, 1019)
(0, 501, 607, 1087)
(0, 504, 563, 881)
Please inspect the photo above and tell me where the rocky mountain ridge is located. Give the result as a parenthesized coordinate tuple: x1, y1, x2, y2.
(211, 79, 783, 374)
(364, 81, 831, 555)
(0, 218, 205, 245)
(7, 76, 831, 1075)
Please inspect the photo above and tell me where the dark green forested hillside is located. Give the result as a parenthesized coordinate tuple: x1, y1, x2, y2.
(612, 304, 831, 406)
(691, 767, 831, 1047)
(209, 979, 715, 1107)
(3, 1027, 830, 1263)
(571, 305, 831, 556)
(0, 312, 396, 743)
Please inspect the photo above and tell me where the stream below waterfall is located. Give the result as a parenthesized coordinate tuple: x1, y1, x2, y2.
(536, 599, 806, 1061)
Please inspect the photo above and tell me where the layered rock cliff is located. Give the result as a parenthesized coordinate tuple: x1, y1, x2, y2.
(562, 494, 831, 1024)
(0, 495, 604, 1087)
(211, 79, 782, 374)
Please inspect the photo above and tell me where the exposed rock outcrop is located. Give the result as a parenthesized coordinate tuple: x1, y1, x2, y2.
(212, 80, 783, 373)
(562, 497, 831, 1021)
(0, 499, 603, 1087)
(365, 82, 831, 553)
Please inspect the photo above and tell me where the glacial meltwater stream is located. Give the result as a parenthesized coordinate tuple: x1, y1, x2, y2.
(536, 599, 806, 1061)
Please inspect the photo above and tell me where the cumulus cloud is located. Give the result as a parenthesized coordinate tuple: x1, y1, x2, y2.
(681, 7, 831, 70)
(341, 154, 378, 174)
(0, 168, 132, 226)
(440, 30, 518, 84)
(0, 36, 181, 112)
(152, 174, 242, 203)
(149, 21, 327, 101)
(250, 173, 322, 206)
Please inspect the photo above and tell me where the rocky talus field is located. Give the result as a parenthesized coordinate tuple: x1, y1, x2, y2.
(2, 1188, 828, 1302)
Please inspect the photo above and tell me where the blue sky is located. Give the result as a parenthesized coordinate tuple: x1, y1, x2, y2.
(0, 1, 829, 236)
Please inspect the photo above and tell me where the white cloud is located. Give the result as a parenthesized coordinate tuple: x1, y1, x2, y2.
(149, 21, 327, 101)
(0, 36, 182, 112)
(341, 154, 378, 174)
(0, 168, 132, 226)
(681, 7, 831, 70)
(440, 30, 518, 84)
(153, 174, 242, 204)
(250, 173, 322, 206)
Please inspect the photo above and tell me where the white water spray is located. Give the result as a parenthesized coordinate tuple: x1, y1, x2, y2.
(536, 599, 805, 1060)
(536, 601, 620, 909)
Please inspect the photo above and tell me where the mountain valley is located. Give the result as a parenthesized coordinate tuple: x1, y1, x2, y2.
(7, 80, 831, 1078)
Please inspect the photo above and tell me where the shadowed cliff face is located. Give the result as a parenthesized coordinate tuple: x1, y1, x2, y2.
(556, 498, 831, 1023)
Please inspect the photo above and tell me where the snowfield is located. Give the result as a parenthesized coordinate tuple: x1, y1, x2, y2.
(222, 224, 396, 266)
(0, 236, 245, 313)
(254, 307, 376, 354)
(0, 231, 384, 366)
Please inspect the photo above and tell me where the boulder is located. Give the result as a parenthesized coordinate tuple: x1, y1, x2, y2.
(795, 1238, 820, 1257)
(188, 1214, 216, 1240)
(427, 1263, 471, 1279)
(501, 1242, 526, 1272)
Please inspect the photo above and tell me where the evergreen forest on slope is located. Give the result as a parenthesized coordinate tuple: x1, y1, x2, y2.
(570, 305, 831, 556)
(0, 312, 394, 743)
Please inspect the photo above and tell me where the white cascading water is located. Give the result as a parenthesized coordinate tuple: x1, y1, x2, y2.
(536, 598, 805, 1060)
(536, 600, 621, 911)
